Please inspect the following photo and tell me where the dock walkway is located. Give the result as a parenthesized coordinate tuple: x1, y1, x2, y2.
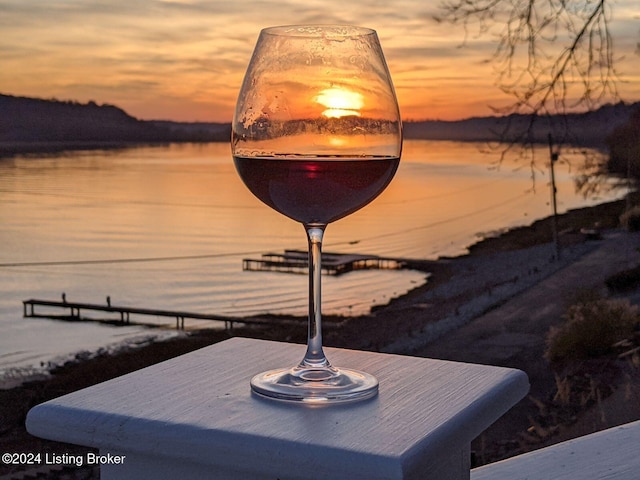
(22, 298, 299, 330)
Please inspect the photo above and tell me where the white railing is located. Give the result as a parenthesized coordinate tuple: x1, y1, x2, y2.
(24, 338, 636, 479)
(471, 420, 640, 480)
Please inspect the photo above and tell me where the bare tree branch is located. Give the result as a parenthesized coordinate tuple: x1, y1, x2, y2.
(435, 0, 621, 190)
(437, 0, 617, 116)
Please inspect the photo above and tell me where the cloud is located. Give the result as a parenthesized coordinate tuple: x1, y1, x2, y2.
(0, 0, 636, 122)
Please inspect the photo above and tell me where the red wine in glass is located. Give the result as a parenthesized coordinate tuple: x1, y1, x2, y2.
(233, 156, 399, 225)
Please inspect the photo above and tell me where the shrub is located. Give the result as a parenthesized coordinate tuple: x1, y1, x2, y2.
(605, 265, 640, 292)
(620, 206, 640, 232)
(545, 294, 640, 364)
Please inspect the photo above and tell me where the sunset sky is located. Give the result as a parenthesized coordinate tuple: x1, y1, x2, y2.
(1, 0, 638, 122)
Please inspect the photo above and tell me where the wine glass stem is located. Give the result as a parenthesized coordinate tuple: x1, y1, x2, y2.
(302, 225, 329, 369)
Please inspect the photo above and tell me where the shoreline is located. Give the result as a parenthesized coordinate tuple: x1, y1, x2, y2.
(2, 196, 625, 389)
(0, 140, 175, 157)
(0, 195, 635, 476)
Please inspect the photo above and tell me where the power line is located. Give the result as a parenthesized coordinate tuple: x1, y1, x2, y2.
(2, 189, 261, 210)
(1, 191, 532, 269)
(327, 191, 532, 248)
(0, 250, 266, 268)
(378, 177, 506, 205)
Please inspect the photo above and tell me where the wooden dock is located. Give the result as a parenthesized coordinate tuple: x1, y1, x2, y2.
(22, 298, 302, 330)
(243, 250, 406, 275)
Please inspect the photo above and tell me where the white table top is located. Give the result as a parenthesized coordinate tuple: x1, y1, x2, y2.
(27, 337, 529, 479)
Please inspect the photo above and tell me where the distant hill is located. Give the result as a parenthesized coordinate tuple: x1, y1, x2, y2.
(1, 93, 638, 156)
(403, 102, 640, 147)
(0, 93, 230, 155)
(148, 120, 230, 143)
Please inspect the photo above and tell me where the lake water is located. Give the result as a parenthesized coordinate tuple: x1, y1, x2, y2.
(0, 140, 623, 379)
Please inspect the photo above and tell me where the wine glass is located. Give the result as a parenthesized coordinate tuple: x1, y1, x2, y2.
(232, 25, 402, 403)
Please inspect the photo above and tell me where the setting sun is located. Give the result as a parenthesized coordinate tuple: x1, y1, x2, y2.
(314, 87, 364, 118)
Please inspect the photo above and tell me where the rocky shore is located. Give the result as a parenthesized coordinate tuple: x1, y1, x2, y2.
(2, 196, 640, 478)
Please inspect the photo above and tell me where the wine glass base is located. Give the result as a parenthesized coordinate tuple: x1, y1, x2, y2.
(250, 366, 379, 404)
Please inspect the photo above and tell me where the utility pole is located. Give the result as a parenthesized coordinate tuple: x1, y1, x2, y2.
(548, 133, 560, 261)
(627, 149, 632, 213)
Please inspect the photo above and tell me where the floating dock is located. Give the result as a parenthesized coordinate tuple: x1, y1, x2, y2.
(243, 250, 406, 275)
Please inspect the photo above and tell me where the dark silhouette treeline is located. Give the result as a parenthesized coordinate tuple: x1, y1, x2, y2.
(403, 102, 639, 147)
(0, 93, 230, 156)
(1, 93, 638, 157)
